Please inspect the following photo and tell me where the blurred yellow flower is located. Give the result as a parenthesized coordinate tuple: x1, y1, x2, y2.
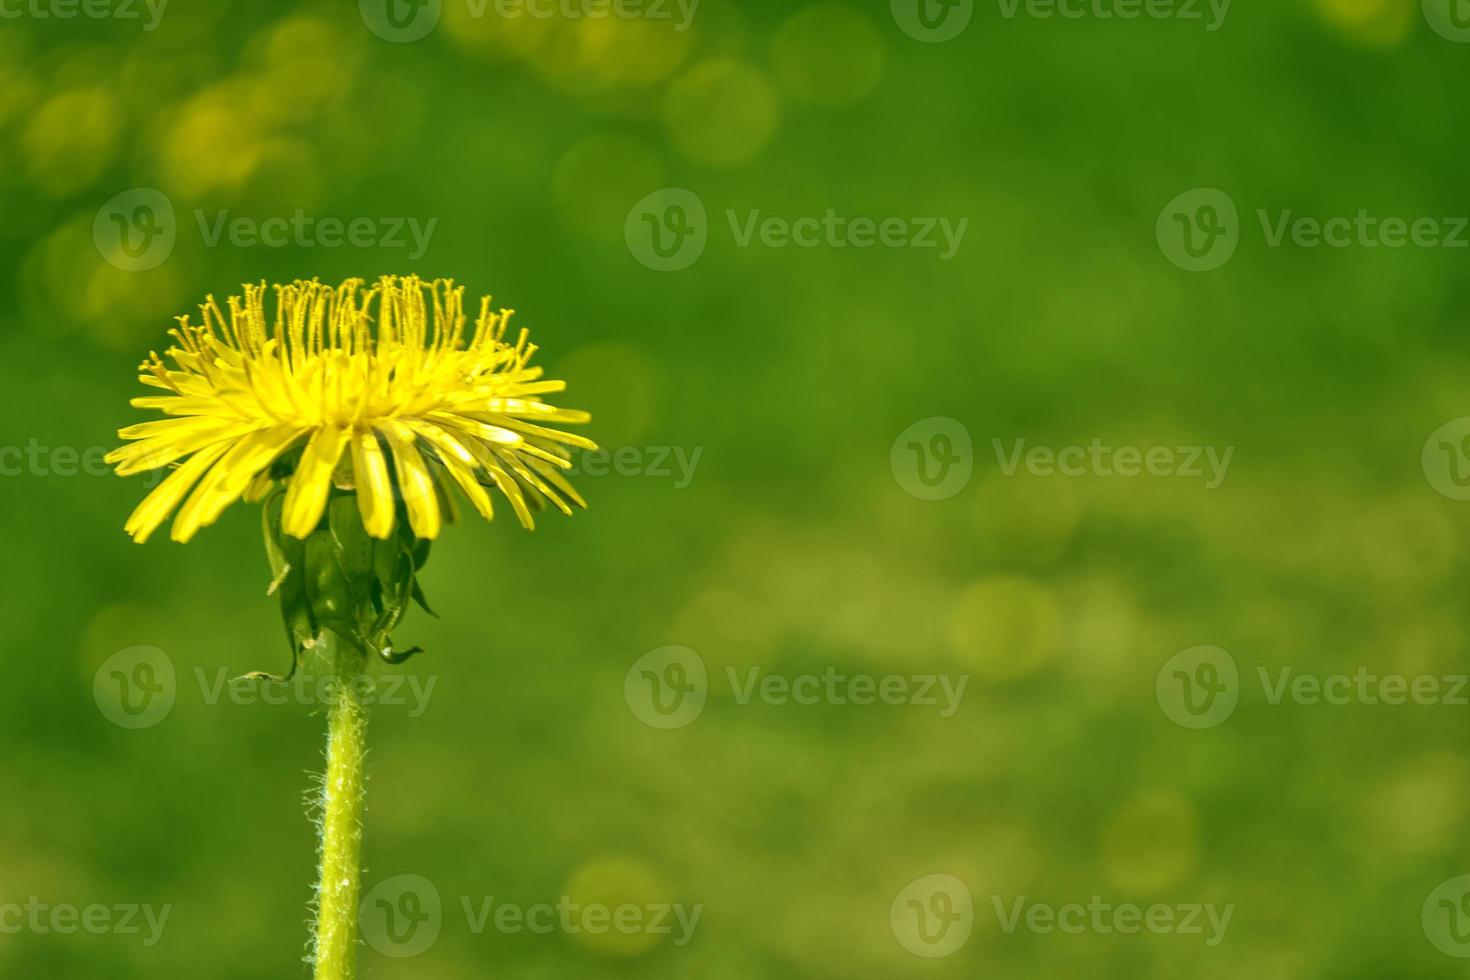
(108, 276, 595, 543)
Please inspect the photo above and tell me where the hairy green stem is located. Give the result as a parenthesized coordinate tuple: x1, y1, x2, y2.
(312, 645, 369, 980)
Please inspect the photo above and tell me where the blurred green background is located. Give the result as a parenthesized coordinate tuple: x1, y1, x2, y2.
(4, 0, 1470, 976)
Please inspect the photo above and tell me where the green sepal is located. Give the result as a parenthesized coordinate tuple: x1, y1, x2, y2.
(304, 529, 358, 628)
(411, 579, 438, 618)
(254, 487, 434, 679)
(368, 545, 417, 643)
(259, 490, 315, 681)
(328, 496, 375, 586)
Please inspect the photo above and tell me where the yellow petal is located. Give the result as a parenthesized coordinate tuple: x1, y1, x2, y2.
(381, 421, 441, 539)
(481, 416, 598, 451)
(108, 421, 256, 476)
(529, 459, 587, 509)
(405, 420, 500, 521)
(128, 396, 238, 416)
(482, 399, 592, 424)
(172, 427, 304, 542)
(460, 437, 534, 529)
(243, 470, 274, 503)
(281, 426, 350, 539)
(430, 412, 524, 447)
(514, 442, 574, 470)
(496, 449, 573, 516)
(350, 430, 395, 539)
(433, 440, 495, 521)
(116, 415, 233, 442)
(124, 442, 232, 543)
(405, 419, 477, 466)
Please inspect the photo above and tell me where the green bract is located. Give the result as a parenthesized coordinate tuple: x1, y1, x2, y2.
(259, 488, 434, 679)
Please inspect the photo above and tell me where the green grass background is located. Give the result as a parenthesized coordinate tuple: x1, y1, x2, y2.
(2, 0, 1470, 976)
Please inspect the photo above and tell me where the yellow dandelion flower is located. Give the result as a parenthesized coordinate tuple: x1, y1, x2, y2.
(109, 275, 600, 980)
(107, 275, 595, 545)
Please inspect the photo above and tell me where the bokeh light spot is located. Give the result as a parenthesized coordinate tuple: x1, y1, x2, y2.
(552, 133, 664, 242)
(664, 58, 780, 167)
(562, 855, 674, 957)
(946, 576, 1059, 681)
(555, 342, 657, 447)
(1100, 790, 1200, 894)
(771, 4, 886, 107)
(1312, 0, 1414, 47)
(22, 88, 121, 197)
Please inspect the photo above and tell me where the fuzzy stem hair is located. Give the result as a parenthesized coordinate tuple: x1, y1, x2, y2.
(310, 640, 369, 980)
